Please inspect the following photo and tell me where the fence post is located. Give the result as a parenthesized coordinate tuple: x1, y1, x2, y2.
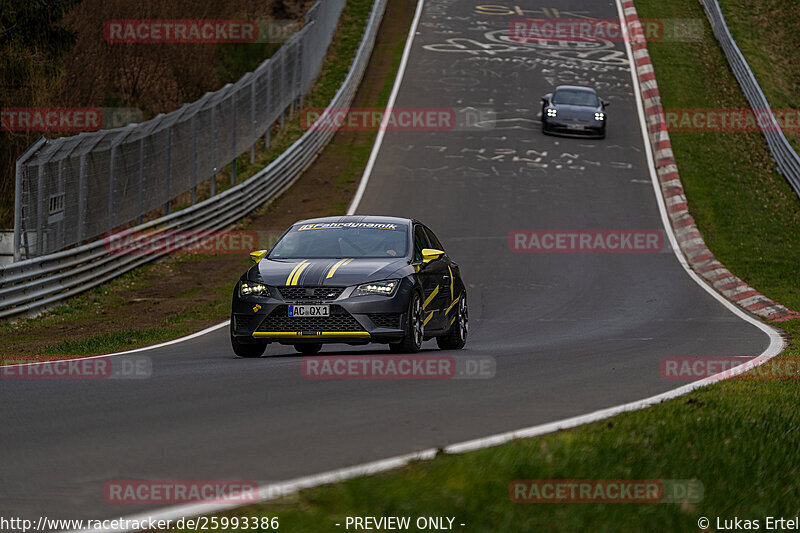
(281, 50, 286, 130)
(299, 37, 305, 112)
(231, 93, 237, 185)
(191, 114, 197, 205)
(292, 39, 296, 117)
(250, 78, 256, 164)
(13, 164, 21, 262)
(109, 144, 116, 230)
(13, 137, 46, 261)
(78, 153, 86, 242)
(137, 138, 144, 225)
(57, 160, 64, 249)
(265, 63, 272, 148)
(211, 103, 217, 196)
(36, 164, 44, 256)
(164, 128, 172, 216)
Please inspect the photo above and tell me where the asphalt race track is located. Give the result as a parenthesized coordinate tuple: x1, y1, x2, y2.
(0, 0, 772, 524)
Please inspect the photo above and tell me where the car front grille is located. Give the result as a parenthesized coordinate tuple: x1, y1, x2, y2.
(277, 286, 345, 301)
(367, 313, 402, 329)
(257, 305, 363, 332)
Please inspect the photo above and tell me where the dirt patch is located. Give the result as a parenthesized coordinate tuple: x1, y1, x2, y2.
(0, 0, 416, 357)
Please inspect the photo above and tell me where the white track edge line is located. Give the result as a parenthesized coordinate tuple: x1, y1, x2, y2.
(3, 321, 229, 368)
(65, 1, 787, 530)
(346, 0, 425, 215)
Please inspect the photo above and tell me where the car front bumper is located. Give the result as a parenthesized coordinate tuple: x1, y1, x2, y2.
(543, 119, 605, 138)
(231, 282, 412, 344)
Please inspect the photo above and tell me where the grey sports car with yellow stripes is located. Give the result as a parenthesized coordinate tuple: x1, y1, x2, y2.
(230, 216, 468, 357)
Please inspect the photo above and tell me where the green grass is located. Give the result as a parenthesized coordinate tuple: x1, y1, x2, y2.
(164, 0, 800, 530)
(41, 328, 176, 356)
(717, 0, 800, 151)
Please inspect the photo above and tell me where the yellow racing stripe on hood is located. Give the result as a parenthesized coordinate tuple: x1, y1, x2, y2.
(285, 260, 308, 286)
(326, 258, 353, 279)
(290, 261, 312, 286)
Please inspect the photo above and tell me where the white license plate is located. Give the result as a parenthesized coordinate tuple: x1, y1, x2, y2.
(288, 305, 329, 317)
(567, 124, 586, 130)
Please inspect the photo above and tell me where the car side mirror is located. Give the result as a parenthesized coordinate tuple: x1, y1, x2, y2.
(249, 250, 268, 264)
(541, 93, 552, 104)
(421, 248, 445, 263)
(602, 100, 610, 107)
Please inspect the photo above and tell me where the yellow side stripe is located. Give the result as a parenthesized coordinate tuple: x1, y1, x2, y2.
(423, 285, 439, 310)
(448, 266, 454, 300)
(423, 312, 434, 326)
(290, 262, 312, 286)
(285, 260, 308, 285)
(445, 295, 461, 315)
(253, 331, 370, 338)
(449, 316, 456, 326)
(326, 258, 353, 279)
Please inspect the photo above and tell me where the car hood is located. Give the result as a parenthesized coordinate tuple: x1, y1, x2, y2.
(551, 103, 600, 121)
(251, 257, 409, 287)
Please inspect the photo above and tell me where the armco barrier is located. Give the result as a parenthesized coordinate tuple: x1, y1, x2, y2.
(700, 0, 800, 198)
(0, 0, 387, 320)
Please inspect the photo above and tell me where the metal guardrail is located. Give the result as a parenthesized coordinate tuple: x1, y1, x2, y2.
(700, 0, 800, 198)
(13, 0, 344, 260)
(0, 0, 388, 319)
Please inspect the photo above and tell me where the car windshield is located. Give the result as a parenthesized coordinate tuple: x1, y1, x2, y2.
(268, 222, 409, 259)
(552, 89, 598, 107)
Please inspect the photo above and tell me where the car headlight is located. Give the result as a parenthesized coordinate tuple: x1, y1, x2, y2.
(240, 282, 271, 297)
(353, 279, 399, 297)
(595, 112, 605, 121)
(546, 108, 557, 117)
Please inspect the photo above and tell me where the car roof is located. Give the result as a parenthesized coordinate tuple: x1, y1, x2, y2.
(292, 215, 416, 227)
(554, 85, 597, 94)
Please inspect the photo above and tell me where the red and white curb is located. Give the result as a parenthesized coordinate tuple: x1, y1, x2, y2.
(622, 0, 799, 322)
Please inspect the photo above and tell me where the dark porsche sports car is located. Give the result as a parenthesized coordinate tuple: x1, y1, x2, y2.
(230, 216, 468, 357)
(541, 85, 609, 138)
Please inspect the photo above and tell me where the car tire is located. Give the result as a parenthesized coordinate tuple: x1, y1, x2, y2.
(230, 316, 267, 358)
(231, 336, 267, 358)
(436, 293, 468, 350)
(295, 343, 322, 355)
(390, 291, 424, 353)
